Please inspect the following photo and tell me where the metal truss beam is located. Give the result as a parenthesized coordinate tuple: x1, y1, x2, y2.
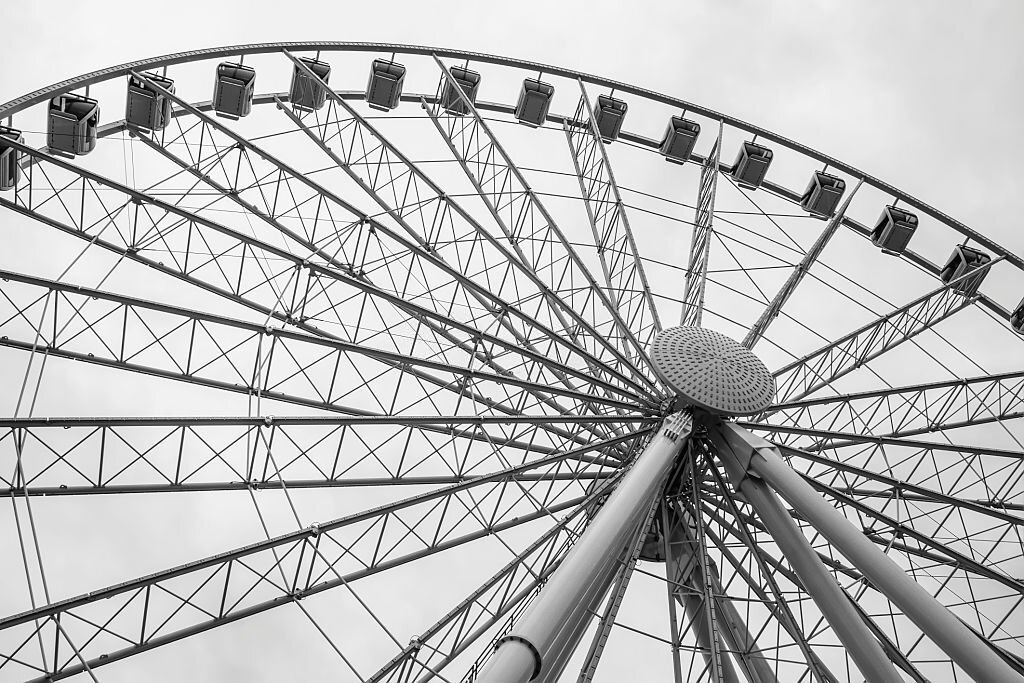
(366, 475, 612, 683)
(423, 56, 652, 382)
(0, 271, 642, 430)
(1, 134, 643, 417)
(665, 492, 777, 683)
(0, 430, 644, 682)
(766, 370, 1024, 441)
(803, 477, 1024, 596)
(123, 71, 649, 449)
(771, 257, 1001, 404)
(563, 79, 662, 348)
(701, 500, 928, 683)
(741, 422, 1024, 460)
(279, 53, 655, 402)
(743, 179, 863, 348)
(0, 416, 633, 497)
(680, 122, 722, 328)
(771, 441, 1024, 524)
(698, 470, 844, 683)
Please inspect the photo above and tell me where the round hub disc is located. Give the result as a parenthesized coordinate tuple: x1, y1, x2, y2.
(650, 326, 775, 416)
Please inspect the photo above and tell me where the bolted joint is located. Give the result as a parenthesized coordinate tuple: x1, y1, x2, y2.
(659, 410, 693, 442)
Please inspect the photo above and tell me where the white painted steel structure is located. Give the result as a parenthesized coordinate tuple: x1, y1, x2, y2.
(1, 42, 1023, 683)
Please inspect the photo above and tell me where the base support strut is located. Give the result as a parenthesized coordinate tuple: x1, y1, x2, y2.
(475, 412, 694, 683)
(712, 421, 1024, 683)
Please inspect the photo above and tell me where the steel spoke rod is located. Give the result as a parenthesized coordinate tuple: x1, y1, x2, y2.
(712, 420, 1024, 683)
(475, 413, 694, 683)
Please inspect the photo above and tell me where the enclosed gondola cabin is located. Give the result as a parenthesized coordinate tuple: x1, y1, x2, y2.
(1012, 298, 1024, 334)
(940, 244, 992, 296)
(48, 94, 100, 157)
(871, 205, 919, 255)
(0, 126, 23, 191)
(290, 57, 331, 112)
(800, 171, 846, 218)
(594, 95, 627, 143)
(126, 72, 175, 132)
(440, 66, 481, 115)
(731, 141, 772, 189)
(659, 116, 700, 163)
(213, 63, 256, 120)
(366, 59, 406, 111)
(514, 79, 553, 127)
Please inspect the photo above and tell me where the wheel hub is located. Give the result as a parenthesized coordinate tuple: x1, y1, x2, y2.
(650, 326, 776, 417)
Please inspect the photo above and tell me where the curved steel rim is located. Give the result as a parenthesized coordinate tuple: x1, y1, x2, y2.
(1, 40, 1020, 276)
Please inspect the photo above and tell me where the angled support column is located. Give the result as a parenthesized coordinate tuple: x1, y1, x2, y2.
(708, 422, 904, 683)
(713, 421, 1024, 683)
(476, 413, 693, 683)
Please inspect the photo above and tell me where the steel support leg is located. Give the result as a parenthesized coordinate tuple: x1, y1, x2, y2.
(715, 421, 1024, 683)
(709, 424, 905, 683)
(476, 413, 693, 683)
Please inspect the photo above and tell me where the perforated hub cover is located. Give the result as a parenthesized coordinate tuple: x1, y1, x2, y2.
(651, 326, 775, 416)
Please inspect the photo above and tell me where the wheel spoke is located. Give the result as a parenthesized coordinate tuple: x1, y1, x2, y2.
(771, 257, 1001, 404)
(680, 122, 722, 328)
(0, 415, 640, 497)
(278, 53, 651, 402)
(0, 430, 644, 681)
(766, 370, 1024, 439)
(743, 180, 862, 349)
(423, 56, 655, 389)
(563, 79, 663, 349)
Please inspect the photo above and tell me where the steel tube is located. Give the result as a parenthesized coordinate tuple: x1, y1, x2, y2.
(742, 430, 1024, 683)
(476, 413, 693, 683)
(733, 472, 904, 683)
(711, 424, 904, 683)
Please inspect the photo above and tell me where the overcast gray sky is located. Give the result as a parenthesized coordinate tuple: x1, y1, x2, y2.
(1, 2, 1022, 682)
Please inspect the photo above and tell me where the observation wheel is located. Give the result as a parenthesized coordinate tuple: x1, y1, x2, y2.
(1, 42, 1023, 683)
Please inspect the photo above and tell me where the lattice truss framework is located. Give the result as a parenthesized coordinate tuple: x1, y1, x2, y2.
(0, 43, 1022, 683)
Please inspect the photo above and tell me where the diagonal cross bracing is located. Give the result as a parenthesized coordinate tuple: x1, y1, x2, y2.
(279, 53, 656, 403)
(121, 71, 651, 453)
(0, 416, 640, 497)
(563, 80, 662, 350)
(1, 134, 642, 409)
(743, 179, 863, 348)
(0, 272, 647, 458)
(680, 122, 722, 328)
(0, 430, 645, 682)
(771, 258, 1000, 404)
(423, 56, 653, 387)
(765, 370, 1024, 441)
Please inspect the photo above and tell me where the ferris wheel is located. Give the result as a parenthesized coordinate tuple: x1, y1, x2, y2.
(1, 41, 1023, 683)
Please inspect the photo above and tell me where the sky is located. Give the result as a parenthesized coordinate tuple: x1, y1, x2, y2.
(1, 2, 1023, 682)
